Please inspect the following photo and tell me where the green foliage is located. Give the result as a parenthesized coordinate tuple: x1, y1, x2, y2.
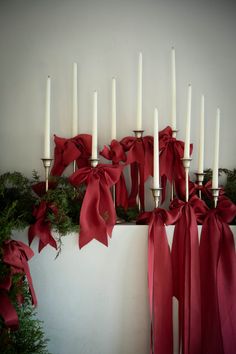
(116, 206, 140, 222)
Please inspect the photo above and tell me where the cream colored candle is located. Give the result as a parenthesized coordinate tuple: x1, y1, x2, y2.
(91, 91, 98, 160)
(44, 76, 51, 158)
(111, 77, 116, 140)
(198, 95, 205, 173)
(171, 47, 177, 131)
(153, 108, 160, 189)
(212, 109, 220, 189)
(72, 62, 78, 136)
(184, 84, 192, 159)
(137, 52, 143, 131)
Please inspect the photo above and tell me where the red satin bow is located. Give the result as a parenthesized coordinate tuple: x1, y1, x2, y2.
(51, 134, 92, 176)
(120, 135, 153, 210)
(3, 240, 37, 306)
(69, 164, 122, 248)
(138, 207, 179, 354)
(159, 126, 193, 201)
(0, 276, 19, 329)
(200, 197, 236, 354)
(100, 140, 128, 209)
(28, 201, 57, 252)
(170, 196, 207, 354)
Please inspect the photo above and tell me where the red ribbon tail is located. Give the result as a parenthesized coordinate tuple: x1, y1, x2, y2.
(0, 292, 19, 329)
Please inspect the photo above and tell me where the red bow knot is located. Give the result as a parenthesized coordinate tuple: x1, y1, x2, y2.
(69, 164, 123, 248)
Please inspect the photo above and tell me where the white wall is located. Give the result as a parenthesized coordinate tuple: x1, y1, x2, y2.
(0, 0, 236, 179)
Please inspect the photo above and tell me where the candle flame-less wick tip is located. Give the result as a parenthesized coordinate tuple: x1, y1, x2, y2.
(171, 46, 175, 50)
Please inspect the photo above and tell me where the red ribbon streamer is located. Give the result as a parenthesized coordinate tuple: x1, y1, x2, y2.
(51, 134, 92, 176)
(100, 139, 128, 209)
(28, 201, 57, 252)
(138, 208, 180, 354)
(170, 196, 207, 354)
(0, 276, 19, 329)
(69, 164, 122, 248)
(200, 197, 236, 354)
(159, 126, 193, 201)
(120, 135, 153, 210)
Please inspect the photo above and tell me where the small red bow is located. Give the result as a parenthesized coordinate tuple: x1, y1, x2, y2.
(69, 164, 123, 248)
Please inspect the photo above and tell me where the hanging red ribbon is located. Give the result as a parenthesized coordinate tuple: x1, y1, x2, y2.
(138, 207, 180, 354)
(120, 135, 153, 210)
(28, 201, 57, 252)
(100, 139, 128, 209)
(2, 239, 37, 307)
(170, 196, 208, 354)
(69, 164, 123, 248)
(159, 126, 193, 201)
(51, 134, 92, 176)
(200, 196, 236, 354)
(0, 276, 19, 329)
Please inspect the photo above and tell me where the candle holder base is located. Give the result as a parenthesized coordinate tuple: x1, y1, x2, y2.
(195, 172, 206, 199)
(172, 129, 179, 138)
(181, 157, 192, 202)
(210, 187, 220, 208)
(115, 215, 125, 224)
(150, 187, 162, 209)
(41, 158, 53, 192)
(90, 158, 100, 168)
(133, 130, 144, 139)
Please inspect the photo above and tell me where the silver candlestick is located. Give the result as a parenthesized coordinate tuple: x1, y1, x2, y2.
(90, 158, 99, 168)
(170, 128, 178, 199)
(172, 128, 179, 139)
(133, 129, 145, 213)
(195, 172, 206, 199)
(181, 157, 192, 202)
(112, 185, 125, 224)
(210, 187, 220, 208)
(41, 158, 53, 192)
(150, 187, 162, 209)
(73, 160, 77, 173)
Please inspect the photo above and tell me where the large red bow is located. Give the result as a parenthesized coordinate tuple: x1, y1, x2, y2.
(159, 126, 193, 201)
(138, 207, 179, 354)
(170, 196, 207, 354)
(69, 164, 123, 248)
(28, 201, 57, 252)
(2, 240, 37, 306)
(51, 134, 92, 176)
(0, 276, 18, 329)
(200, 197, 236, 354)
(100, 139, 128, 209)
(120, 135, 153, 210)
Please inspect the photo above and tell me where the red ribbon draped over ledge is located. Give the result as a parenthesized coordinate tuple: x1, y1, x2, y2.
(170, 196, 208, 354)
(69, 164, 123, 248)
(51, 134, 92, 176)
(28, 201, 58, 252)
(200, 197, 236, 354)
(0, 276, 18, 329)
(159, 126, 193, 201)
(120, 135, 153, 210)
(100, 139, 128, 209)
(138, 207, 179, 354)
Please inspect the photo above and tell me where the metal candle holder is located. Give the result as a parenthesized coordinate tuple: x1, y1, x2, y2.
(210, 187, 220, 208)
(73, 160, 77, 173)
(181, 157, 192, 202)
(133, 129, 145, 213)
(195, 172, 206, 199)
(41, 158, 53, 192)
(90, 158, 99, 168)
(170, 128, 178, 199)
(172, 128, 179, 139)
(150, 187, 162, 209)
(112, 185, 125, 224)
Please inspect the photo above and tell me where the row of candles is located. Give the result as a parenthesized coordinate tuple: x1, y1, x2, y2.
(43, 48, 221, 200)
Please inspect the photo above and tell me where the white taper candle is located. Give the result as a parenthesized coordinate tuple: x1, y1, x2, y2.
(44, 76, 51, 159)
(212, 109, 220, 189)
(111, 77, 116, 140)
(153, 108, 160, 189)
(171, 47, 177, 131)
(198, 95, 205, 173)
(184, 84, 192, 159)
(72, 62, 78, 137)
(91, 91, 98, 160)
(137, 52, 143, 131)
